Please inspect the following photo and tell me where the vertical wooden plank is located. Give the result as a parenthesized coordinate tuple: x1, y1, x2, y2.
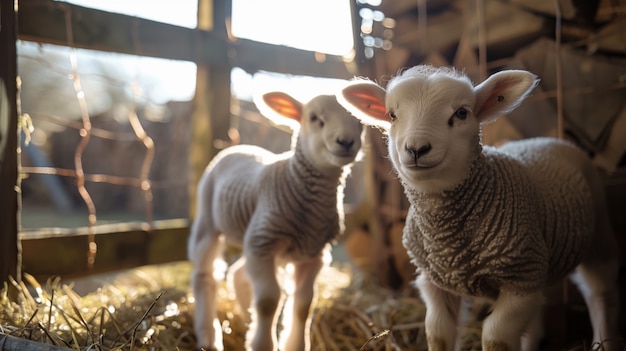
(189, 0, 232, 218)
(0, 0, 20, 284)
(206, 0, 232, 159)
(348, 1, 396, 289)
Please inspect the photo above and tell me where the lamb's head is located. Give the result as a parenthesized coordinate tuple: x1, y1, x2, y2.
(339, 66, 538, 193)
(257, 92, 364, 173)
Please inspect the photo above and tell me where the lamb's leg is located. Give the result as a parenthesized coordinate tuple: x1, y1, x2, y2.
(246, 253, 282, 351)
(416, 274, 461, 351)
(481, 290, 544, 351)
(228, 256, 252, 322)
(521, 301, 543, 351)
(190, 232, 225, 351)
(573, 160, 622, 350)
(282, 256, 324, 351)
(455, 298, 478, 351)
(570, 259, 620, 351)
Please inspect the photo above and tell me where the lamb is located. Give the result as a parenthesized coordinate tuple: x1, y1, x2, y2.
(338, 65, 620, 351)
(187, 91, 364, 351)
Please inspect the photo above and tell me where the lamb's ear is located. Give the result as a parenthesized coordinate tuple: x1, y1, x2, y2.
(473, 70, 539, 123)
(338, 80, 391, 130)
(255, 92, 303, 128)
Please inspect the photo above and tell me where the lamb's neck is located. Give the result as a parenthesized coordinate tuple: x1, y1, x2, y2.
(289, 143, 347, 191)
(401, 144, 498, 297)
(283, 142, 346, 241)
(404, 144, 493, 222)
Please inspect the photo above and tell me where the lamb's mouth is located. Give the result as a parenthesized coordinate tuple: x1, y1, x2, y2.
(403, 161, 440, 170)
(399, 163, 439, 182)
(332, 150, 357, 159)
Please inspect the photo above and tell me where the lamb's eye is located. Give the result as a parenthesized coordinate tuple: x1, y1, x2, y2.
(388, 110, 397, 121)
(455, 107, 468, 120)
(311, 113, 324, 127)
(448, 107, 469, 127)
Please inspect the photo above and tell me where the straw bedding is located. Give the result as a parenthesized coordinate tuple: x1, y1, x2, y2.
(0, 261, 480, 351)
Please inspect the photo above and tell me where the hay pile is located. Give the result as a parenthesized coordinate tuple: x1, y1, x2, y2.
(0, 261, 483, 351)
(0, 262, 197, 350)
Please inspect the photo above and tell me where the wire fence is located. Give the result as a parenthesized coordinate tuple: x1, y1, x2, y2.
(17, 5, 198, 270)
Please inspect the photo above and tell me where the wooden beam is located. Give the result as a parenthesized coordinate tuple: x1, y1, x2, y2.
(189, 0, 232, 218)
(17, 0, 353, 79)
(232, 39, 354, 79)
(20, 220, 189, 281)
(17, 0, 229, 64)
(0, 0, 20, 285)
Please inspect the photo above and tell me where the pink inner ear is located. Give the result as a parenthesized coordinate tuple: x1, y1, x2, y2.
(476, 83, 510, 117)
(345, 87, 387, 120)
(263, 93, 302, 121)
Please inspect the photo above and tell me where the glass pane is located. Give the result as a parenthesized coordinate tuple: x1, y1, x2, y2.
(231, 0, 354, 56)
(18, 41, 197, 230)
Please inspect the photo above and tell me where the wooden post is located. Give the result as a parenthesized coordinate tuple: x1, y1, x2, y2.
(189, 0, 232, 218)
(0, 0, 20, 285)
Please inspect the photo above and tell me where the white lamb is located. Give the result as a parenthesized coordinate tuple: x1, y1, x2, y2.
(338, 65, 620, 351)
(187, 91, 364, 351)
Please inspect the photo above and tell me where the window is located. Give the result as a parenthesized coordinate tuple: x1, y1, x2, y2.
(231, 0, 354, 56)
(10, 0, 357, 280)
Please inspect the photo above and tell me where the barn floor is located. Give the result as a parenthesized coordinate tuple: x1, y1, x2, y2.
(2, 249, 625, 350)
(62, 257, 626, 351)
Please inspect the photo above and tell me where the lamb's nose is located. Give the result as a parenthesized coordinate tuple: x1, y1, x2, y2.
(336, 138, 354, 150)
(406, 143, 432, 162)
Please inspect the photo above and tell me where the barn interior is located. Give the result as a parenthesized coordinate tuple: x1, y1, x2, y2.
(1, 0, 625, 350)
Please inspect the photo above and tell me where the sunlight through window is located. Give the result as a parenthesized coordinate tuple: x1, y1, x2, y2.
(60, 0, 354, 57)
(231, 0, 354, 56)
